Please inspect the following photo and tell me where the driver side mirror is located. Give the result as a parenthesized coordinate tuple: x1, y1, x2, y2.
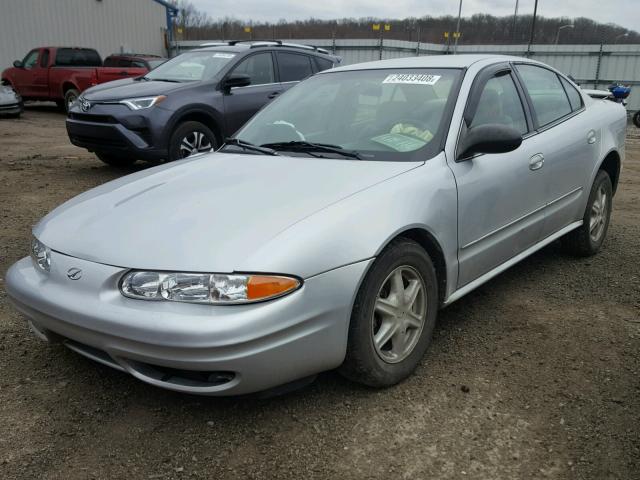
(457, 124, 523, 161)
(13, 60, 23, 68)
(222, 73, 251, 92)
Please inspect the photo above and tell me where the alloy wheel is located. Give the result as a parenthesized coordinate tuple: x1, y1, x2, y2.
(372, 265, 427, 364)
(589, 185, 608, 242)
(179, 131, 213, 158)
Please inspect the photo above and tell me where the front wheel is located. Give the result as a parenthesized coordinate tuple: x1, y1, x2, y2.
(562, 170, 613, 256)
(64, 89, 79, 113)
(339, 238, 438, 388)
(168, 121, 218, 162)
(633, 110, 640, 128)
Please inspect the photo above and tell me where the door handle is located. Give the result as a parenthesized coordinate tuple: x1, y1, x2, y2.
(529, 153, 545, 171)
(267, 91, 280, 99)
(587, 129, 597, 145)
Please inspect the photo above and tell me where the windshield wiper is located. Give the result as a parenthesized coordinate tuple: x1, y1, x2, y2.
(147, 78, 183, 83)
(260, 141, 362, 159)
(223, 138, 279, 156)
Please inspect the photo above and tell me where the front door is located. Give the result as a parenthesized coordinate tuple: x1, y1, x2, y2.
(222, 52, 282, 137)
(12, 49, 40, 98)
(449, 66, 548, 287)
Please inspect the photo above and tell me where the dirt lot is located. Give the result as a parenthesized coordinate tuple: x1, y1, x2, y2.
(0, 106, 638, 480)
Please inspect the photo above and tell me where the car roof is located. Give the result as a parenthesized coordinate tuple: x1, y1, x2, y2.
(329, 54, 535, 72)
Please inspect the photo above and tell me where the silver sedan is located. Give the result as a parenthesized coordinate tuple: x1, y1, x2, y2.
(6, 54, 626, 395)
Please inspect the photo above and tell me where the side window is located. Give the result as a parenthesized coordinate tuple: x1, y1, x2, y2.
(560, 77, 583, 111)
(313, 57, 334, 72)
(103, 57, 116, 67)
(276, 52, 313, 83)
(22, 50, 39, 69)
(231, 52, 275, 86)
(515, 64, 572, 127)
(132, 61, 146, 68)
(40, 49, 49, 68)
(117, 59, 132, 67)
(470, 73, 528, 135)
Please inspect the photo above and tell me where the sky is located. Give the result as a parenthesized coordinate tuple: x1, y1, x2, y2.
(189, 0, 640, 33)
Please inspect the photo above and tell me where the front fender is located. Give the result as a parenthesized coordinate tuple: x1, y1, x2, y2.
(238, 153, 459, 296)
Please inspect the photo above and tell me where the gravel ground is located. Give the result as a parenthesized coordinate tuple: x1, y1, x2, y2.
(0, 106, 638, 480)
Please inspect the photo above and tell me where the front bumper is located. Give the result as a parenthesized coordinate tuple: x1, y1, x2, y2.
(5, 252, 371, 395)
(66, 103, 170, 160)
(0, 100, 23, 116)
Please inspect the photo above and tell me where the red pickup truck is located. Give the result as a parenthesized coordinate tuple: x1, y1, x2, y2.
(1, 47, 149, 111)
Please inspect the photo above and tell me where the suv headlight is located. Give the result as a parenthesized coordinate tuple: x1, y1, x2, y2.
(31, 236, 51, 272)
(119, 95, 166, 110)
(120, 271, 301, 305)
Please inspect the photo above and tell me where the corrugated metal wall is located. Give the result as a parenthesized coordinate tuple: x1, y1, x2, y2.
(0, 0, 168, 69)
(173, 39, 640, 110)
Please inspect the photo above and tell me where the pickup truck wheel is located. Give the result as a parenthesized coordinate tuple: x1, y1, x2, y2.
(562, 170, 613, 256)
(169, 121, 217, 161)
(95, 152, 137, 167)
(64, 89, 79, 113)
(339, 238, 438, 388)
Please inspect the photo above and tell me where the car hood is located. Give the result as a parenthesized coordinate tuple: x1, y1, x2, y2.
(83, 78, 191, 101)
(34, 153, 420, 275)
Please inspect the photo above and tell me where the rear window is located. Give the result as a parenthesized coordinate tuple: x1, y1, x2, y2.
(560, 77, 583, 111)
(314, 57, 334, 72)
(276, 52, 313, 83)
(55, 48, 102, 67)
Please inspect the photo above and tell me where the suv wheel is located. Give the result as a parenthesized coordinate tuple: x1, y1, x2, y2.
(64, 89, 79, 113)
(339, 238, 438, 387)
(169, 121, 218, 161)
(95, 152, 137, 167)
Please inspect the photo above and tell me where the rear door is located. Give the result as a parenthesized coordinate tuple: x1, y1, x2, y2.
(449, 64, 548, 286)
(222, 51, 281, 136)
(513, 63, 595, 237)
(274, 51, 314, 94)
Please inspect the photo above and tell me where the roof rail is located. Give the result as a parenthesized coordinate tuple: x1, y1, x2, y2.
(224, 39, 331, 55)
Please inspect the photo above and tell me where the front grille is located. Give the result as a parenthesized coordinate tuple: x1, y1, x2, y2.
(70, 134, 128, 148)
(68, 112, 117, 123)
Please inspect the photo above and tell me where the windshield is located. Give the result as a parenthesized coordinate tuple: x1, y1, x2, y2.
(146, 59, 167, 69)
(234, 68, 462, 161)
(145, 51, 236, 82)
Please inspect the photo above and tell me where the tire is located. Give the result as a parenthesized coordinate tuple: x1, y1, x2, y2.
(55, 99, 66, 111)
(633, 110, 640, 128)
(339, 238, 439, 388)
(562, 169, 613, 256)
(95, 151, 137, 167)
(168, 121, 218, 162)
(64, 88, 79, 113)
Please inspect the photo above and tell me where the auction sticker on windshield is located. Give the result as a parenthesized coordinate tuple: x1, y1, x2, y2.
(382, 73, 441, 85)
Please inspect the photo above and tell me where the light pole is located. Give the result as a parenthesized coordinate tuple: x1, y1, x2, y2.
(526, 0, 539, 57)
(511, 0, 519, 44)
(554, 24, 574, 45)
(595, 32, 629, 88)
(454, 0, 463, 54)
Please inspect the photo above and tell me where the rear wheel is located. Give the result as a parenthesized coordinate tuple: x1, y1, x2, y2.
(168, 121, 218, 162)
(562, 169, 613, 256)
(64, 88, 79, 113)
(95, 151, 137, 167)
(339, 238, 438, 387)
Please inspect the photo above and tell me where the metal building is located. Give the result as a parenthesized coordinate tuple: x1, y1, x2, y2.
(0, 0, 177, 68)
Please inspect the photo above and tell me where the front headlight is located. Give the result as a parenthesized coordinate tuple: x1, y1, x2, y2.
(30, 236, 51, 272)
(120, 271, 301, 304)
(119, 95, 166, 110)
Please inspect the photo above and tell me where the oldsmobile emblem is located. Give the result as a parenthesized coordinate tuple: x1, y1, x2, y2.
(67, 267, 83, 280)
